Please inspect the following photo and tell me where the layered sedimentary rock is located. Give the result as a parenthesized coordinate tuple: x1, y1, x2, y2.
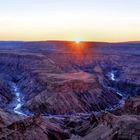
(0, 111, 70, 140)
(70, 96, 140, 140)
(0, 96, 140, 140)
(1, 42, 140, 114)
(0, 41, 140, 139)
(25, 71, 120, 114)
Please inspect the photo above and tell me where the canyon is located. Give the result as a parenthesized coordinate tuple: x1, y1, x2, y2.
(0, 41, 140, 140)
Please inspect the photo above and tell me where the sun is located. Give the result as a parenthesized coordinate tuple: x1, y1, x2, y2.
(75, 38, 81, 44)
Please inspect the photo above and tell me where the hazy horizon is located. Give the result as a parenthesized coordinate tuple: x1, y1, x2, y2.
(0, 0, 140, 42)
(0, 40, 140, 44)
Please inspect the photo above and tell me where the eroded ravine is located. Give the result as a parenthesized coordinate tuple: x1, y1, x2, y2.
(12, 83, 27, 116)
(0, 51, 139, 117)
(5, 82, 27, 116)
(107, 70, 125, 109)
(8, 70, 125, 116)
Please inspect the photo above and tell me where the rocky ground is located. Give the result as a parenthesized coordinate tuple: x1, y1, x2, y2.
(0, 96, 140, 140)
(0, 41, 140, 140)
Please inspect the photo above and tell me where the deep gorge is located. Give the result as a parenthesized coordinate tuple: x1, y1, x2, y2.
(0, 41, 140, 140)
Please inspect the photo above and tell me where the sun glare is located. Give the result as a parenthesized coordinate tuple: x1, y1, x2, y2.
(75, 38, 81, 44)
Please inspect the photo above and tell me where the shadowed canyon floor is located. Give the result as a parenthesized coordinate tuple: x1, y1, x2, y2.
(0, 41, 140, 140)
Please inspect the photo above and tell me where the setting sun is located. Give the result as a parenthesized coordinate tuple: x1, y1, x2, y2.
(75, 38, 81, 44)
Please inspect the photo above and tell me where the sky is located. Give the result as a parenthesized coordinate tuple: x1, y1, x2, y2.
(0, 0, 140, 42)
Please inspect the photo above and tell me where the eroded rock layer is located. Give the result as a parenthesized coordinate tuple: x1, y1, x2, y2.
(0, 41, 140, 139)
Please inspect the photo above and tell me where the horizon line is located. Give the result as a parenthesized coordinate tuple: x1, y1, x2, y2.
(0, 39, 140, 44)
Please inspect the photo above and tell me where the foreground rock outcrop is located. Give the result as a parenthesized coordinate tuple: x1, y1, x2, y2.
(70, 96, 140, 140)
(0, 112, 70, 140)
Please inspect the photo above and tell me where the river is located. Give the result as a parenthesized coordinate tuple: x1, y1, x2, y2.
(11, 83, 27, 116)
(9, 70, 125, 117)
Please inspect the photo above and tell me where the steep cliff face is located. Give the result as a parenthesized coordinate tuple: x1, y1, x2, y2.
(25, 72, 120, 114)
(0, 83, 12, 108)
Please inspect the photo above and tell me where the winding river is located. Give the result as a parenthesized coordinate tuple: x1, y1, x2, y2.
(9, 70, 125, 117)
(108, 71, 125, 106)
(11, 83, 27, 116)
